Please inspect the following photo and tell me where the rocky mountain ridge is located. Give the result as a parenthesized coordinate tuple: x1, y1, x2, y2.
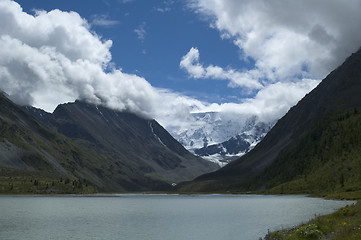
(0, 94, 217, 193)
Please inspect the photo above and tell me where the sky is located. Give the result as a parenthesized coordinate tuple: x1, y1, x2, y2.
(1, 0, 361, 130)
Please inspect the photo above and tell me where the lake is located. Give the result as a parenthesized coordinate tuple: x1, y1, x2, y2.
(0, 194, 354, 240)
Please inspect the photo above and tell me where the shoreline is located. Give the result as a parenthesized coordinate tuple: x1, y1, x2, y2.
(264, 198, 361, 240)
(1, 192, 356, 239)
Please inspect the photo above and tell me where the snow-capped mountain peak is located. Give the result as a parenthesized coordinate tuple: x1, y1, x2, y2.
(166, 111, 275, 166)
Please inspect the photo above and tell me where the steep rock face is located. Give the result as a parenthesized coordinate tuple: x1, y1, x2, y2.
(30, 100, 218, 184)
(1, 93, 162, 192)
(180, 48, 361, 192)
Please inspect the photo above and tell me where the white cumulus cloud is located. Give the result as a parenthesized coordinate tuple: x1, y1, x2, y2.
(180, 47, 263, 89)
(0, 0, 347, 143)
(177, 0, 361, 128)
(187, 0, 361, 84)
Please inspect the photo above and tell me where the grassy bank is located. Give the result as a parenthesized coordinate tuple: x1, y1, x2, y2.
(264, 192, 361, 240)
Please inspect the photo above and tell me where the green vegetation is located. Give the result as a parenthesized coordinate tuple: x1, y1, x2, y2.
(0, 168, 96, 194)
(260, 109, 361, 195)
(265, 201, 361, 240)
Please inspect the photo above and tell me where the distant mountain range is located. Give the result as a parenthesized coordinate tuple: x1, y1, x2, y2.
(194, 119, 272, 165)
(179, 48, 361, 194)
(0, 95, 217, 193)
(167, 112, 274, 165)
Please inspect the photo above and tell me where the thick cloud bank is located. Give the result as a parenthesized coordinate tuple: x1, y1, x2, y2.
(187, 0, 361, 86)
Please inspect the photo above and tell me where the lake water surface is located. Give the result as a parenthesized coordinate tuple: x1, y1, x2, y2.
(0, 194, 354, 240)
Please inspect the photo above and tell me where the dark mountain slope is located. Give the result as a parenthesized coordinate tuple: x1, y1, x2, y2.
(1, 92, 72, 176)
(0, 92, 101, 193)
(29, 100, 218, 184)
(263, 109, 361, 194)
(1, 93, 217, 193)
(179, 48, 361, 192)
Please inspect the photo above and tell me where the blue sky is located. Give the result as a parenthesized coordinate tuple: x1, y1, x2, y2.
(1, 0, 361, 131)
